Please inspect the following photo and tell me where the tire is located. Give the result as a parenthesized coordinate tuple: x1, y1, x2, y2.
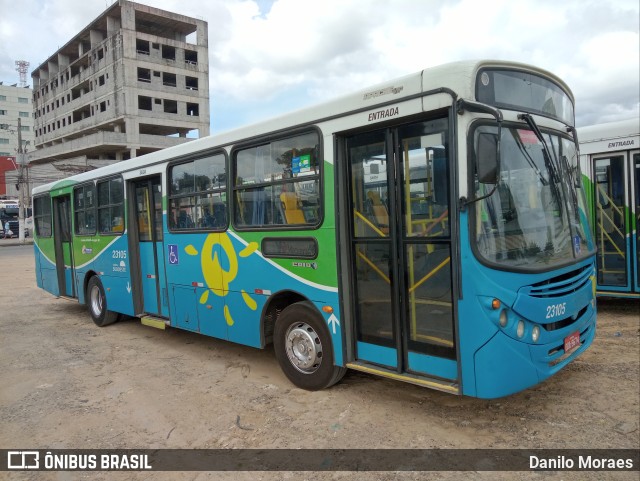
(86, 276, 119, 327)
(274, 301, 346, 391)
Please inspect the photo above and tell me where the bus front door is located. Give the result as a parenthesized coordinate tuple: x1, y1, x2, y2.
(635, 152, 640, 294)
(593, 151, 640, 296)
(132, 177, 169, 317)
(342, 118, 458, 388)
(52, 195, 76, 298)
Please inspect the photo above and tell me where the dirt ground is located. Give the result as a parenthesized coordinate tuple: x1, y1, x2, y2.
(0, 244, 638, 481)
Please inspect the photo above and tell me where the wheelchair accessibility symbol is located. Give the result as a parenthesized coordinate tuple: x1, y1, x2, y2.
(168, 244, 179, 265)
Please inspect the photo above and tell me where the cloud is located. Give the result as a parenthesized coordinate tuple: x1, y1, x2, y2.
(1, 0, 637, 131)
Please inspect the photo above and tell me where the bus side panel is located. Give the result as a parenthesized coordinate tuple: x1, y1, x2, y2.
(162, 230, 344, 363)
(34, 239, 60, 296)
(225, 232, 343, 359)
(73, 234, 134, 316)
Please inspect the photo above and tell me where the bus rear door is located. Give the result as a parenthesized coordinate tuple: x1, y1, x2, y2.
(52, 195, 76, 298)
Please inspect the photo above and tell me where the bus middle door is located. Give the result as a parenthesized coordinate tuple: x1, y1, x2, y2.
(133, 177, 169, 317)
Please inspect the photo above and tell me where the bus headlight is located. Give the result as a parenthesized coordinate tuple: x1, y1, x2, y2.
(532, 325, 540, 343)
(499, 309, 508, 327)
(516, 320, 525, 338)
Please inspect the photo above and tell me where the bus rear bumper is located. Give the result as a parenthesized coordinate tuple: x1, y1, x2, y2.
(472, 310, 596, 399)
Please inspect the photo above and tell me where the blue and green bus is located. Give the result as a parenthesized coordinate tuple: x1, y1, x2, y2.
(579, 118, 639, 298)
(33, 60, 596, 398)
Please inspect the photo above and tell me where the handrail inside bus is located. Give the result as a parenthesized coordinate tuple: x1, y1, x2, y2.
(355, 248, 390, 284)
(353, 209, 387, 238)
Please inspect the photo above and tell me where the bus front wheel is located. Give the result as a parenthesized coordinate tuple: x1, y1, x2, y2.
(274, 302, 346, 390)
(86, 276, 119, 327)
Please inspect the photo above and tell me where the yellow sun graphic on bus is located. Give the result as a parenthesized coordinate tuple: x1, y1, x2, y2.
(185, 233, 259, 326)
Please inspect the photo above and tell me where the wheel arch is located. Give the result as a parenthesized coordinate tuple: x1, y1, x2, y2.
(81, 270, 99, 305)
(260, 289, 311, 347)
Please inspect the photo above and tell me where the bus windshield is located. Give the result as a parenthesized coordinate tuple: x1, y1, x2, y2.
(476, 69, 574, 126)
(472, 124, 594, 270)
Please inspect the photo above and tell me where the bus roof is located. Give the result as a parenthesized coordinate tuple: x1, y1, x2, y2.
(578, 118, 639, 156)
(578, 118, 640, 144)
(32, 59, 571, 196)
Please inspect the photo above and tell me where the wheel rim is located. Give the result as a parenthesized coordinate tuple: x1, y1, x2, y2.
(285, 322, 323, 374)
(90, 284, 103, 318)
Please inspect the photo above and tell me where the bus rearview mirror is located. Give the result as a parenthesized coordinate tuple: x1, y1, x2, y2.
(477, 132, 499, 184)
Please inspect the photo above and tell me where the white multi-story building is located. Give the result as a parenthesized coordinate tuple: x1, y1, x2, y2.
(0, 83, 34, 197)
(0, 83, 34, 157)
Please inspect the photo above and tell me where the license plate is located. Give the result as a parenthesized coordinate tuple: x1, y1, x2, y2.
(564, 331, 581, 353)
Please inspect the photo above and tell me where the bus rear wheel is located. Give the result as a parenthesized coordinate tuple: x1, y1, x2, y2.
(274, 301, 346, 390)
(87, 276, 119, 327)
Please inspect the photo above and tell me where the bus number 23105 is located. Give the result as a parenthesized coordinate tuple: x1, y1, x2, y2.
(546, 302, 566, 319)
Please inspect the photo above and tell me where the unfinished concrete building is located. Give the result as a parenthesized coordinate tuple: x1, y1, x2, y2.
(29, 0, 209, 180)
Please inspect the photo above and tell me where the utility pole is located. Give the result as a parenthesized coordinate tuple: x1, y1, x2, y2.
(17, 117, 26, 243)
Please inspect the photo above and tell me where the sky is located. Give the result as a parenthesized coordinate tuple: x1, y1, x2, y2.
(0, 0, 638, 134)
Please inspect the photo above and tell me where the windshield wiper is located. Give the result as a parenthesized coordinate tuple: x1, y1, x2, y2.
(517, 113, 560, 185)
(511, 130, 548, 186)
(518, 113, 565, 225)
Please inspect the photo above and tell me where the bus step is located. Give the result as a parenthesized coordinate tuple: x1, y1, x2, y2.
(58, 295, 77, 302)
(140, 315, 169, 330)
(346, 361, 460, 395)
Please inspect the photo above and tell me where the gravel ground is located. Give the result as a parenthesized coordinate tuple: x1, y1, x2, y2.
(0, 244, 638, 480)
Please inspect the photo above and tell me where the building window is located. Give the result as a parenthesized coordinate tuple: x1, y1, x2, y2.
(98, 75, 105, 86)
(162, 72, 176, 87)
(169, 153, 227, 231)
(136, 39, 150, 55)
(34, 195, 52, 238)
(97, 177, 124, 234)
(18, 97, 28, 104)
(164, 99, 177, 114)
(137, 68, 151, 83)
(233, 131, 321, 228)
(187, 103, 199, 116)
(138, 96, 152, 111)
(19, 112, 30, 117)
(0, 110, 6, 115)
(161, 45, 176, 61)
(0, 95, 6, 101)
(99, 101, 106, 112)
(185, 50, 198, 65)
(0, 138, 9, 144)
(186, 76, 198, 90)
(74, 183, 96, 235)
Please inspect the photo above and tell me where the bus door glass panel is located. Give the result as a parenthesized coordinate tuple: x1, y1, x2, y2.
(594, 156, 628, 288)
(54, 196, 75, 297)
(348, 130, 397, 368)
(135, 178, 168, 317)
(634, 153, 640, 292)
(398, 120, 456, 373)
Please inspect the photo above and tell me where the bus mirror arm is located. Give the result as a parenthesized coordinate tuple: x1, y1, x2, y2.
(457, 99, 503, 211)
(567, 125, 579, 147)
